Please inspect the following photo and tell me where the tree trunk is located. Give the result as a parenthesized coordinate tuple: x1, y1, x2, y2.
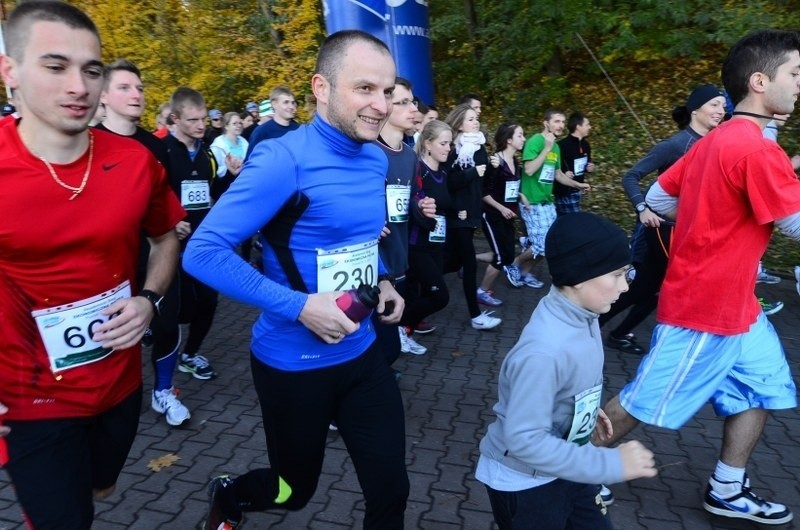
(258, 0, 287, 57)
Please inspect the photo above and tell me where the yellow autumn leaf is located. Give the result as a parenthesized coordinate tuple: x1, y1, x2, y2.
(147, 453, 181, 472)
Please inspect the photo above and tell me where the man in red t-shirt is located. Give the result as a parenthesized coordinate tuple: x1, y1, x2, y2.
(597, 30, 800, 526)
(0, 2, 184, 528)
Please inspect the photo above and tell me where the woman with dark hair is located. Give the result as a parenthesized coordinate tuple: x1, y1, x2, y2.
(601, 84, 727, 353)
(477, 122, 527, 295)
(444, 104, 501, 330)
(240, 111, 254, 130)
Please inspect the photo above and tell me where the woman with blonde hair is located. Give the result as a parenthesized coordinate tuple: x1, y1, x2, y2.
(400, 120, 455, 344)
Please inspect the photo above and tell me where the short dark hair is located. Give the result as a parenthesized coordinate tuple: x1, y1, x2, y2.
(459, 93, 481, 105)
(567, 112, 587, 134)
(494, 122, 522, 152)
(103, 59, 141, 89)
(314, 30, 391, 87)
(415, 100, 430, 114)
(170, 87, 205, 117)
(722, 29, 800, 106)
(395, 77, 413, 91)
(543, 108, 566, 122)
(5, 1, 99, 61)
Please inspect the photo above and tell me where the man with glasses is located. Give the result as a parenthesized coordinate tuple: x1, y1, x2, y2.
(376, 78, 436, 360)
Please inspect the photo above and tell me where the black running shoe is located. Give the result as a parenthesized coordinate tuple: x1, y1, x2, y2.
(204, 475, 241, 530)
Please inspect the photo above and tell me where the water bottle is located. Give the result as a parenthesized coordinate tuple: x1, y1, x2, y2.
(335, 283, 380, 322)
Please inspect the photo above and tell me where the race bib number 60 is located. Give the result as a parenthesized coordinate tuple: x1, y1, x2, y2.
(32, 281, 132, 372)
(317, 240, 379, 292)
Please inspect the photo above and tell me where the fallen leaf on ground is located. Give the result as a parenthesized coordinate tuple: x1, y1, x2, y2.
(147, 453, 181, 472)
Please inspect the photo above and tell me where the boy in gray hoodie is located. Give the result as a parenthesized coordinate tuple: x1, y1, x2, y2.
(476, 212, 657, 529)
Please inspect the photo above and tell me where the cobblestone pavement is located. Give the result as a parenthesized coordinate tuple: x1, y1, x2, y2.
(1, 261, 799, 529)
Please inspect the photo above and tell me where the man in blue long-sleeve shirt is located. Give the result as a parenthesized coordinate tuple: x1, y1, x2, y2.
(184, 30, 408, 530)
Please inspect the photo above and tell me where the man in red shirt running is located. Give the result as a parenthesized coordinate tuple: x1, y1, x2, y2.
(0, 2, 184, 528)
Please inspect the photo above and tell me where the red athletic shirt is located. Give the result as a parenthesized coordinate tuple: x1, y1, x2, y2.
(0, 122, 185, 420)
(657, 119, 800, 335)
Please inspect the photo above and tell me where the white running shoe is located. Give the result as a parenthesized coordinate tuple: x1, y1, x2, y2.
(471, 311, 501, 330)
(152, 387, 191, 426)
(477, 288, 503, 306)
(756, 263, 781, 285)
(599, 485, 615, 506)
(703, 474, 793, 525)
(398, 327, 427, 355)
(522, 273, 544, 288)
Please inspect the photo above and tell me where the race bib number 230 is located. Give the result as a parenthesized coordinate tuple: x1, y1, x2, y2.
(317, 240, 379, 292)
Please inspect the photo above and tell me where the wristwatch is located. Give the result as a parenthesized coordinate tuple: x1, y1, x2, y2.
(635, 202, 648, 214)
(138, 289, 164, 317)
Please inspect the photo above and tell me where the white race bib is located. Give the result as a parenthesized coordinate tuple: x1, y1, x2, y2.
(539, 165, 555, 184)
(32, 281, 132, 373)
(181, 180, 210, 210)
(504, 180, 520, 203)
(386, 184, 411, 223)
(317, 240, 379, 292)
(565, 384, 602, 446)
(429, 215, 446, 243)
(574, 156, 589, 177)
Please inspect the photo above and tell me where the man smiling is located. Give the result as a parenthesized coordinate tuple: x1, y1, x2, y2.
(245, 85, 300, 157)
(184, 30, 408, 529)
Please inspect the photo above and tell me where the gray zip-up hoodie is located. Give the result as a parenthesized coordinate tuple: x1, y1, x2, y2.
(478, 286, 625, 486)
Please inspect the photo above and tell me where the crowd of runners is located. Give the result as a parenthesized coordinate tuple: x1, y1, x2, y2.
(2, 2, 800, 529)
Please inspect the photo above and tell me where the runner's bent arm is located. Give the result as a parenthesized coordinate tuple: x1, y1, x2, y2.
(93, 229, 180, 349)
(184, 142, 310, 323)
(554, 169, 590, 190)
(645, 182, 678, 219)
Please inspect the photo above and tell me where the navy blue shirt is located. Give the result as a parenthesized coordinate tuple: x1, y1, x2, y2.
(245, 119, 300, 159)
